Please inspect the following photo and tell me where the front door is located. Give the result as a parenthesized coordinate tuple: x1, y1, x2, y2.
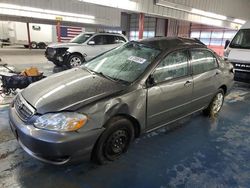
(147, 50, 193, 130)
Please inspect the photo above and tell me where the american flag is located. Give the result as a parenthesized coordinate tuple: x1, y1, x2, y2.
(60, 26, 83, 42)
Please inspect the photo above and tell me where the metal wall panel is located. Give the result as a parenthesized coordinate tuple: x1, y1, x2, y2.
(167, 0, 250, 19)
(0, 0, 121, 27)
(155, 18, 165, 37)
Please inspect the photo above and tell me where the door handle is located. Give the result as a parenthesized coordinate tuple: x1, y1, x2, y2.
(184, 80, 192, 87)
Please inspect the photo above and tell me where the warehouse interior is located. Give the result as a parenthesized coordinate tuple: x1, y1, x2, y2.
(0, 0, 250, 187)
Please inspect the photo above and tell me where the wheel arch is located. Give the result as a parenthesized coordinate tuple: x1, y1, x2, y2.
(69, 52, 85, 61)
(219, 85, 227, 94)
(103, 114, 141, 138)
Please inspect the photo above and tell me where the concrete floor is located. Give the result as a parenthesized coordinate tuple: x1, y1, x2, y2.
(0, 50, 250, 188)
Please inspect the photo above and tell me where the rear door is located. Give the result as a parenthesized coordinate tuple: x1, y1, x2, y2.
(189, 49, 220, 110)
(147, 50, 193, 130)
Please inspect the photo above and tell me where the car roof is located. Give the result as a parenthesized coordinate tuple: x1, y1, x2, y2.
(82, 32, 124, 36)
(138, 37, 206, 50)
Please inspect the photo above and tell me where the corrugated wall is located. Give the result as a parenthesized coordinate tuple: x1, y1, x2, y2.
(165, 0, 250, 19)
(135, 0, 248, 29)
(68, 0, 250, 29)
(0, 0, 121, 27)
(167, 19, 190, 37)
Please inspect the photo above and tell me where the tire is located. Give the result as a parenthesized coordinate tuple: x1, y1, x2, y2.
(67, 54, 84, 68)
(52, 61, 62, 67)
(203, 89, 225, 117)
(38, 42, 46, 49)
(92, 117, 135, 165)
(30, 42, 37, 49)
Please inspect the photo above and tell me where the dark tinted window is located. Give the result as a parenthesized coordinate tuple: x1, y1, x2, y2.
(106, 35, 116, 44)
(153, 50, 188, 83)
(91, 35, 108, 45)
(190, 49, 218, 75)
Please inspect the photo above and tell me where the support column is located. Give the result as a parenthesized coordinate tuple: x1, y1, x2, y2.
(56, 21, 61, 42)
(138, 13, 144, 39)
(26, 22, 31, 49)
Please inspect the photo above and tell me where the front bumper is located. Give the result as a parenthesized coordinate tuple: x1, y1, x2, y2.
(45, 49, 70, 66)
(234, 70, 250, 83)
(9, 106, 104, 165)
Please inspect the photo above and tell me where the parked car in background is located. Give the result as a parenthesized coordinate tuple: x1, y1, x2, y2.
(45, 32, 128, 68)
(224, 21, 250, 82)
(9, 37, 234, 165)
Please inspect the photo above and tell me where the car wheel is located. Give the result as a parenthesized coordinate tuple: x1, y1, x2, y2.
(67, 54, 83, 68)
(38, 42, 46, 49)
(203, 89, 225, 117)
(30, 42, 37, 49)
(92, 117, 135, 164)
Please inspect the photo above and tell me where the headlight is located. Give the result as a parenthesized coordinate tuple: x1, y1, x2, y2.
(34, 112, 88, 132)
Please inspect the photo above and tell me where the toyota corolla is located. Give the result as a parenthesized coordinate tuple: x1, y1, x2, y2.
(9, 37, 234, 165)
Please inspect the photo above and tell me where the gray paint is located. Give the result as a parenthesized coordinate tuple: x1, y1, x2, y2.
(9, 37, 234, 164)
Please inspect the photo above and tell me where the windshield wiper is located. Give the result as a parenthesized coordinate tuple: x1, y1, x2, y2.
(95, 72, 130, 84)
(82, 66, 94, 74)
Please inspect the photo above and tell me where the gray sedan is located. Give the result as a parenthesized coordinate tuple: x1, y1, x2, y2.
(9, 37, 234, 165)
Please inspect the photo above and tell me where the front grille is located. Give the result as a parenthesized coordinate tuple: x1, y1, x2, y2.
(231, 62, 250, 72)
(14, 94, 35, 121)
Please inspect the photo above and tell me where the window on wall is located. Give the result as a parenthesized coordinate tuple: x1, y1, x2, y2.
(143, 17, 156, 39)
(191, 30, 237, 46)
(129, 14, 156, 41)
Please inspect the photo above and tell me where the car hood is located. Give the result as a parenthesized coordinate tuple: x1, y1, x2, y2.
(228, 48, 250, 63)
(21, 68, 127, 114)
(48, 42, 84, 48)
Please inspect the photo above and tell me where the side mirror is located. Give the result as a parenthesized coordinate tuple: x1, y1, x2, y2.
(88, 41, 95, 45)
(146, 75, 156, 87)
(224, 40, 230, 49)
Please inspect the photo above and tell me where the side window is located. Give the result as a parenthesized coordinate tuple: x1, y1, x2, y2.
(190, 49, 218, 75)
(115, 36, 127, 43)
(153, 51, 189, 83)
(91, 35, 108, 45)
(106, 35, 116, 44)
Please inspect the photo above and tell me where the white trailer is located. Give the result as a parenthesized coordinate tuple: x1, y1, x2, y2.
(0, 21, 54, 49)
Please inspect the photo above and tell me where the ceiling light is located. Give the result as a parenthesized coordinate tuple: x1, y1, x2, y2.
(233, 19, 246, 25)
(156, 0, 227, 21)
(191, 8, 227, 20)
(0, 3, 95, 24)
(78, 0, 137, 10)
(155, 0, 192, 12)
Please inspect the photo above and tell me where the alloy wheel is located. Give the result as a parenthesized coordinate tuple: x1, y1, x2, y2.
(70, 57, 82, 67)
(212, 92, 224, 114)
